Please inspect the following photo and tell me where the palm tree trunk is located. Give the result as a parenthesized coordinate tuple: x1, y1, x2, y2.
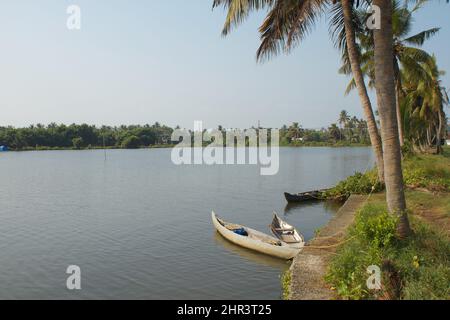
(395, 80, 404, 147)
(341, 0, 385, 183)
(437, 110, 443, 154)
(372, 0, 411, 238)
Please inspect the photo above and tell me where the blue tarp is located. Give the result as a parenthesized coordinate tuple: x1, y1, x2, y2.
(0, 146, 8, 151)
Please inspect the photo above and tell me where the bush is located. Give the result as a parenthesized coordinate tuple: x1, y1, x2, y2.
(324, 170, 382, 200)
(121, 135, 141, 149)
(354, 204, 398, 248)
(281, 270, 291, 300)
(72, 137, 84, 149)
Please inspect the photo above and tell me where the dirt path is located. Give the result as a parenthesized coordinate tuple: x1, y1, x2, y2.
(288, 195, 367, 300)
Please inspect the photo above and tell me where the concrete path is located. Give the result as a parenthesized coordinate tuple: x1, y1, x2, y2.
(288, 195, 367, 300)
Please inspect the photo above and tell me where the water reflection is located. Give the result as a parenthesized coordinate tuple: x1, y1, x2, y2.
(213, 232, 290, 270)
(284, 200, 343, 216)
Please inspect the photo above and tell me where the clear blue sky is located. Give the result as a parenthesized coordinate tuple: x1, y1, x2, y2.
(0, 0, 448, 129)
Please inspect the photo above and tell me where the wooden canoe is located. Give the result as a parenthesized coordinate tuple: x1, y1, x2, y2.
(284, 189, 327, 203)
(270, 213, 305, 249)
(211, 212, 301, 260)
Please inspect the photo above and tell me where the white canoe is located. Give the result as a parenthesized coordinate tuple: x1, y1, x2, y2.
(211, 211, 301, 260)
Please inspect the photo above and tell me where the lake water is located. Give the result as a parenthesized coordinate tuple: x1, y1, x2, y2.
(0, 147, 373, 299)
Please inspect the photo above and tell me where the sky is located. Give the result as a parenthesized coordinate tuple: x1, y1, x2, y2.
(0, 0, 448, 129)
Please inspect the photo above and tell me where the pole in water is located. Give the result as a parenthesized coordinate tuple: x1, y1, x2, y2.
(103, 133, 107, 161)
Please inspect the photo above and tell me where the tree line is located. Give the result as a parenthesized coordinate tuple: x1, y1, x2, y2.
(280, 111, 371, 145)
(0, 123, 174, 150)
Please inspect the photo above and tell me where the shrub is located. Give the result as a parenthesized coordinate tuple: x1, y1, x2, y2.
(324, 170, 382, 200)
(281, 270, 291, 300)
(327, 200, 450, 300)
(354, 205, 398, 248)
(121, 135, 141, 149)
(72, 137, 84, 149)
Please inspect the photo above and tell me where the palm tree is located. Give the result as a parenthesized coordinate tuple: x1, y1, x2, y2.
(328, 123, 341, 141)
(212, 0, 385, 181)
(288, 122, 303, 140)
(373, 0, 410, 237)
(336, 0, 385, 181)
(403, 56, 448, 153)
(212, 0, 410, 235)
(341, 0, 440, 147)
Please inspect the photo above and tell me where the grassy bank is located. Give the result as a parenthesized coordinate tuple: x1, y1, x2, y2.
(325, 148, 450, 300)
(325, 192, 449, 300)
(324, 147, 450, 201)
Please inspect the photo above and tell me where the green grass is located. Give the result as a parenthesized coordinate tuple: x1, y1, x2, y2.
(281, 270, 292, 300)
(403, 148, 450, 192)
(326, 195, 450, 300)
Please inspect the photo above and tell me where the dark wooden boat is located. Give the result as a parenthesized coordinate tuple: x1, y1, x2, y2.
(284, 189, 327, 203)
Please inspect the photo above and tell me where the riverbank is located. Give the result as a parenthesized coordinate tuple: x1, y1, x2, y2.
(286, 148, 450, 300)
(2, 143, 371, 152)
(286, 195, 367, 300)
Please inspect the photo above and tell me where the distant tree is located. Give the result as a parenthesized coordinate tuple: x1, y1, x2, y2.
(72, 137, 84, 149)
(121, 135, 141, 149)
(328, 124, 341, 141)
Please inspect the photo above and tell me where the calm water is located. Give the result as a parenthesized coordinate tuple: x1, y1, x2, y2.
(0, 147, 373, 299)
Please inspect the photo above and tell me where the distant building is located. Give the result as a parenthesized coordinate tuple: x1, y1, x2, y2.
(447, 140, 450, 146)
(0, 145, 8, 152)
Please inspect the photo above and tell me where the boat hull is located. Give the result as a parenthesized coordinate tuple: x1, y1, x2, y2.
(211, 212, 300, 260)
(284, 190, 325, 203)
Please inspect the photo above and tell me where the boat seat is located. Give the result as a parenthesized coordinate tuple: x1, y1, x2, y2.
(273, 226, 295, 232)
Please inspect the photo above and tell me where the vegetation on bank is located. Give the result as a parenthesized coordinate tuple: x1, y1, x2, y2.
(0, 110, 374, 151)
(403, 149, 450, 192)
(326, 193, 450, 300)
(280, 270, 292, 300)
(324, 147, 450, 201)
(325, 148, 450, 300)
(0, 123, 174, 151)
(279, 111, 371, 146)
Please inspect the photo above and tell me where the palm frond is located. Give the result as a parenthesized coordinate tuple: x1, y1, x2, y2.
(403, 28, 440, 46)
(212, 0, 274, 36)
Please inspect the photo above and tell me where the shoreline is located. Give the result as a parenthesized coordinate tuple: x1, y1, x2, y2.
(286, 195, 367, 300)
(1, 144, 371, 153)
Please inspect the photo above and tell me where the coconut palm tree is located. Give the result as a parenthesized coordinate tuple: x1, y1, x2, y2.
(333, 0, 385, 181)
(213, 0, 386, 182)
(212, 0, 410, 235)
(339, 110, 350, 128)
(372, 0, 410, 237)
(341, 0, 440, 147)
(402, 56, 449, 153)
(287, 122, 304, 140)
(328, 123, 342, 141)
